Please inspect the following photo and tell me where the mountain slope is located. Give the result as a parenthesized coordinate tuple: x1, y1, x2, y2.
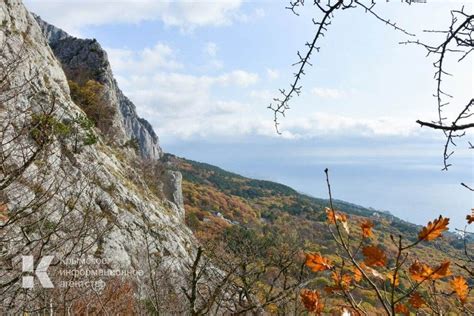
(164, 154, 465, 254)
(0, 1, 194, 312)
(33, 15, 162, 160)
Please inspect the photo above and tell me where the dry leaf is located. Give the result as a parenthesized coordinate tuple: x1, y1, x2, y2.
(352, 266, 363, 282)
(418, 215, 449, 241)
(394, 303, 409, 315)
(409, 292, 425, 309)
(409, 261, 451, 282)
(362, 245, 386, 267)
(467, 209, 474, 224)
(331, 271, 352, 289)
(305, 253, 332, 272)
(409, 261, 433, 282)
(431, 261, 451, 279)
(451, 276, 468, 303)
(300, 289, 324, 314)
(325, 207, 347, 224)
(360, 220, 374, 238)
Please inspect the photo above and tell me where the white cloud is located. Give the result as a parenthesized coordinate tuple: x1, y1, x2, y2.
(278, 112, 420, 139)
(217, 70, 259, 87)
(108, 43, 182, 74)
(250, 89, 273, 100)
(107, 42, 260, 139)
(108, 43, 419, 141)
(266, 68, 279, 80)
(203, 42, 218, 57)
(115, 71, 266, 140)
(25, 0, 245, 35)
(235, 7, 266, 23)
(311, 87, 347, 99)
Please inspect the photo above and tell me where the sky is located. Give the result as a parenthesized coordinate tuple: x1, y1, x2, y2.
(25, 0, 473, 229)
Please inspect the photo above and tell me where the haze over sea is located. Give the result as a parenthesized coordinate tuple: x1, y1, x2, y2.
(165, 136, 472, 230)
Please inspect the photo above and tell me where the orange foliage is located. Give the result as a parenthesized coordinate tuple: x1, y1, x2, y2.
(394, 303, 409, 315)
(325, 207, 347, 224)
(409, 260, 451, 282)
(409, 261, 433, 282)
(300, 289, 324, 314)
(331, 271, 352, 290)
(305, 253, 332, 272)
(431, 261, 451, 279)
(362, 245, 386, 267)
(71, 278, 137, 314)
(352, 266, 363, 282)
(467, 209, 474, 224)
(360, 219, 374, 238)
(451, 276, 469, 303)
(409, 292, 425, 309)
(418, 215, 449, 241)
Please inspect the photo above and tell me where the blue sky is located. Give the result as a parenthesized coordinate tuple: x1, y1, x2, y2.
(26, 0, 472, 229)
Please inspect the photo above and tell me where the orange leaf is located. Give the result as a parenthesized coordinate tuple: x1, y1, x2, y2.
(352, 266, 363, 282)
(325, 207, 347, 224)
(431, 261, 451, 279)
(331, 271, 352, 290)
(324, 285, 338, 294)
(300, 289, 324, 314)
(418, 215, 449, 241)
(409, 261, 451, 282)
(394, 303, 409, 315)
(362, 245, 386, 267)
(409, 261, 433, 282)
(451, 276, 468, 303)
(467, 209, 474, 224)
(409, 292, 425, 309)
(305, 253, 332, 272)
(360, 220, 374, 238)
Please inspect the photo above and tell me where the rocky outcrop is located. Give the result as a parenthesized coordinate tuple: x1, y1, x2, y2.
(162, 170, 185, 220)
(33, 14, 162, 160)
(0, 0, 194, 306)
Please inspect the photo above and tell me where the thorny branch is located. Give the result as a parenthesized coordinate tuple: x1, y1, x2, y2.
(271, 1, 473, 178)
(269, 0, 415, 134)
(405, 8, 474, 171)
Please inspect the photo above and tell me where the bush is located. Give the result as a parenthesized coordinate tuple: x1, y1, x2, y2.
(30, 113, 70, 144)
(68, 80, 117, 136)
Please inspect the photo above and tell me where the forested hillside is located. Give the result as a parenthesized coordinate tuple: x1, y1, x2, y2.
(164, 154, 472, 313)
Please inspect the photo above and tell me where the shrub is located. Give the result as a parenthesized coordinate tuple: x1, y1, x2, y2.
(68, 80, 117, 136)
(30, 113, 70, 144)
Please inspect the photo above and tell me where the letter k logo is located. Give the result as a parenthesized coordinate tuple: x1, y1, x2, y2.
(22, 255, 54, 288)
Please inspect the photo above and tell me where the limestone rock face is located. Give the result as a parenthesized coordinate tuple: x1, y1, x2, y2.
(33, 14, 162, 160)
(0, 0, 194, 280)
(163, 170, 185, 220)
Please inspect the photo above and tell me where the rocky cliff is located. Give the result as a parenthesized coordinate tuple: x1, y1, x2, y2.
(33, 14, 162, 160)
(0, 0, 194, 311)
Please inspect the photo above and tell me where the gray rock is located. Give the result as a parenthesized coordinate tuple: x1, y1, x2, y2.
(33, 14, 162, 160)
(0, 0, 194, 290)
(162, 170, 185, 220)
